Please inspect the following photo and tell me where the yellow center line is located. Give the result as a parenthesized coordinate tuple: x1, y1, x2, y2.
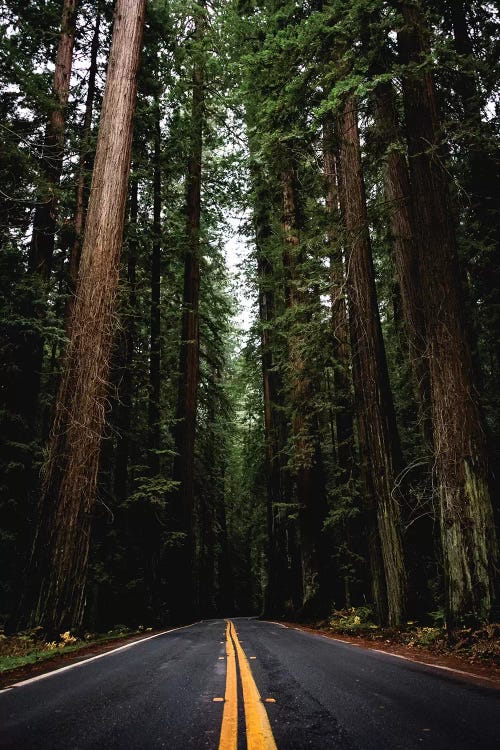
(218, 620, 238, 750)
(231, 621, 278, 750)
(218, 620, 278, 750)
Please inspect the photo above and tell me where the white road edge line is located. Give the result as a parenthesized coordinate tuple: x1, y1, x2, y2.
(369, 649, 495, 681)
(0, 621, 200, 693)
(266, 621, 288, 629)
(269, 622, 495, 683)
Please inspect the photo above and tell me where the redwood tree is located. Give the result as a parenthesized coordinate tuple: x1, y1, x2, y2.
(69, 2, 101, 295)
(170, 0, 206, 619)
(148, 92, 162, 476)
(337, 94, 407, 626)
(373, 78, 431, 445)
(17, 0, 80, 436)
(397, 0, 497, 625)
(323, 114, 356, 491)
(30, 0, 80, 283)
(21, 0, 147, 635)
(282, 166, 327, 613)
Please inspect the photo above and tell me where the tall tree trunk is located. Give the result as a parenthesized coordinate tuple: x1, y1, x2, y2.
(254, 184, 296, 616)
(30, 0, 79, 281)
(20, 0, 146, 636)
(68, 2, 101, 295)
(335, 112, 388, 624)
(397, 1, 497, 625)
(323, 115, 360, 609)
(444, 0, 500, 374)
(255, 191, 280, 616)
(373, 80, 432, 445)
(323, 114, 356, 488)
(198, 486, 217, 616)
(170, 1, 206, 620)
(282, 167, 326, 614)
(19, 0, 79, 436)
(148, 95, 162, 476)
(337, 94, 407, 626)
(445, 0, 499, 209)
(198, 402, 218, 617)
(216, 490, 234, 615)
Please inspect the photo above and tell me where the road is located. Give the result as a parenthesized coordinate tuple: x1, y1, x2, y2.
(1, 617, 499, 749)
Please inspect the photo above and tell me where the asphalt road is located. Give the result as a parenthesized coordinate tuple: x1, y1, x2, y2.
(1, 617, 499, 749)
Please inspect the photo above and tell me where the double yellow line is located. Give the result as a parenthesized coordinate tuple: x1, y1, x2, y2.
(218, 620, 278, 750)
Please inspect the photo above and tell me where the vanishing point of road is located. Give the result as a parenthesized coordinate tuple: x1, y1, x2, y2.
(1, 617, 499, 749)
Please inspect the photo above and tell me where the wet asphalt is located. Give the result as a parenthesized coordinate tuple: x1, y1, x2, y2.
(1, 617, 499, 749)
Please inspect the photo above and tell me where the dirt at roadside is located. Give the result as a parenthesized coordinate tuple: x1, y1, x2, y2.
(0, 631, 165, 690)
(280, 621, 500, 689)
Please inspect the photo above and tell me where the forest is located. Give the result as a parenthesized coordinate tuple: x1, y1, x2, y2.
(0, 0, 499, 641)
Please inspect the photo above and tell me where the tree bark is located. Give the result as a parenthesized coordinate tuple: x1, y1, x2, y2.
(282, 167, 326, 614)
(373, 80, 432, 445)
(21, 0, 146, 636)
(323, 114, 356, 488)
(30, 0, 80, 282)
(323, 115, 362, 609)
(335, 110, 389, 624)
(216, 487, 235, 615)
(17, 0, 79, 439)
(255, 190, 280, 616)
(445, 0, 500, 374)
(148, 94, 162, 476)
(68, 2, 101, 295)
(170, 1, 206, 620)
(397, 1, 497, 625)
(337, 94, 407, 626)
(253, 174, 295, 616)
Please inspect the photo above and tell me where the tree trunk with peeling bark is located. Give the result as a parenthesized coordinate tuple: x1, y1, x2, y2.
(20, 0, 146, 636)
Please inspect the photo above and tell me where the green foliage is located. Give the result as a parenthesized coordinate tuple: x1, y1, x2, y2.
(328, 606, 379, 633)
(428, 609, 446, 628)
(0, 0, 498, 632)
(410, 626, 444, 647)
(127, 477, 179, 508)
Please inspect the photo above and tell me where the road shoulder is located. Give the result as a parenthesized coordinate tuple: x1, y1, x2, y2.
(273, 621, 500, 689)
(0, 626, 190, 690)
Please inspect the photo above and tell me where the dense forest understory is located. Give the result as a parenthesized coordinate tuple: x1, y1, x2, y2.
(0, 0, 499, 640)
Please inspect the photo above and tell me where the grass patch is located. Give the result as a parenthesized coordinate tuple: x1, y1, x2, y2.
(0, 626, 152, 674)
(327, 606, 380, 635)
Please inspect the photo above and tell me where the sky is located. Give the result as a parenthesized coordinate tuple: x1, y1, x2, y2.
(223, 213, 255, 334)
